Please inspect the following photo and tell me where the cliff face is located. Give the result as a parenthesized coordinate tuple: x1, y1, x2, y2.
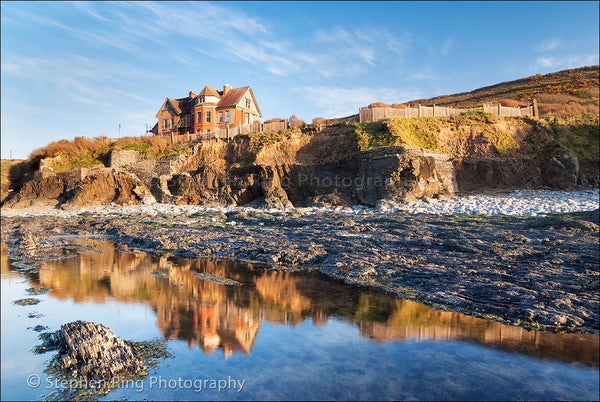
(153, 126, 457, 208)
(1, 119, 597, 209)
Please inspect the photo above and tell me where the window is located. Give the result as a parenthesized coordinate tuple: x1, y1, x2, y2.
(225, 111, 230, 122)
(170, 118, 174, 128)
(206, 111, 211, 122)
(245, 113, 250, 124)
(245, 99, 251, 108)
(219, 111, 223, 123)
(197, 111, 201, 123)
(163, 119, 167, 130)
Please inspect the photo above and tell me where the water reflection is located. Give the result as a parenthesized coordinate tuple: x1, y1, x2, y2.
(5, 238, 599, 367)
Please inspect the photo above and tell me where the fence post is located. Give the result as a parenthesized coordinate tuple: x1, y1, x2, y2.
(532, 99, 538, 117)
(170, 133, 174, 144)
(433, 104, 436, 118)
(418, 104, 422, 117)
(498, 104, 502, 116)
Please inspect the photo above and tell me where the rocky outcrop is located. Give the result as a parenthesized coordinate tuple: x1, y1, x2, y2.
(2, 176, 65, 208)
(109, 149, 141, 168)
(541, 152, 580, 189)
(1, 169, 155, 209)
(357, 147, 456, 205)
(2, 121, 597, 210)
(61, 171, 155, 209)
(453, 152, 585, 193)
(42, 321, 142, 382)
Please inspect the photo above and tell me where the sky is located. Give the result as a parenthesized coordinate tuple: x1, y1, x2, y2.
(1, 1, 599, 159)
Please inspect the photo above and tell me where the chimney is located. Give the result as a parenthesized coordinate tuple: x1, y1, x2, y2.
(189, 91, 197, 98)
(223, 84, 232, 95)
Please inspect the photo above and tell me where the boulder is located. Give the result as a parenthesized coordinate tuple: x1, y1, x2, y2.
(1, 176, 65, 209)
(60, 171, 155, 209)
(52, 321, 142, 381)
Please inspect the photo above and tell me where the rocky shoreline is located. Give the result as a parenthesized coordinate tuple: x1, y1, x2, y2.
(2, 197, 598, 336)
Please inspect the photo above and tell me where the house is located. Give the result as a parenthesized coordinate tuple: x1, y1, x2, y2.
(155, 84, 262, 140)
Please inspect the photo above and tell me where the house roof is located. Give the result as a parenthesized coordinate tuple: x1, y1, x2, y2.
(216, 86, 261, 116)
(217, 86, 249, 108)
(199, 85, 221, 98)
(167, 96, 199, 114)
(166, 98, 182, 113)
(157, 85, 261, 118)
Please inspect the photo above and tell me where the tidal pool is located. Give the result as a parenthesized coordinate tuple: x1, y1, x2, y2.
(1, 239, 598, 401)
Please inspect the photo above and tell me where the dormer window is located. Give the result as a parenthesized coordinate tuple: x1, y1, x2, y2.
(245, 99, 251, 108)
(199, 96, 205, 103)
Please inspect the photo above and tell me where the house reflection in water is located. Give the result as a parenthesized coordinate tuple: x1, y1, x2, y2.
(7, 238, 598, 367)
(158, 300, 260, 358)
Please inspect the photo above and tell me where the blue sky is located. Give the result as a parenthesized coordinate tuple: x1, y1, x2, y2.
(1, 1, 598, 159)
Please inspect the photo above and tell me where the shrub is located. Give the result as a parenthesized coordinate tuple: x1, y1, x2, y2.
(289, 115, 305, 128)
(386, 118, 442, 150)
(247, 128, 299, 152)
(355, 118, 444, 151)
(368, 102, 391, 108)
(312, 117, 326, 126)
(543, 113, 600, 159)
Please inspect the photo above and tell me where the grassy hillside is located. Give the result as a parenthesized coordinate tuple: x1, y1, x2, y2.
(354, 112, 599, 160)
(374, 66, 599, 116)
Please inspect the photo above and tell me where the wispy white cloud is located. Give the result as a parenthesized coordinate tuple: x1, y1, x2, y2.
(132, 1, 270, 39)
(298, 86, 423, 118)
(411, 72, 439, 81)
(537, 57, 555, 68)
(2, 53, 160, 107)
(6, 2, 412, 81)
(534, 54, 599, 70)
(439, 37, 455, 56)
(71, 1, 111, 22)
(535, 38, 562, 52)
(311, 25, 410, 75)
(9, 7, 142, 53)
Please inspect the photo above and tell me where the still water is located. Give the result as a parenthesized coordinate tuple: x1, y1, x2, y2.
(1, 238, 598, 401)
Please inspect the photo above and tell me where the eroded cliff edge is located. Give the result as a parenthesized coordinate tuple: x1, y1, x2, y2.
(2, 114, 598, 209)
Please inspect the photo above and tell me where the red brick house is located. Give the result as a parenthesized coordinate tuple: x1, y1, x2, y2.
(155, 84, 262, 139)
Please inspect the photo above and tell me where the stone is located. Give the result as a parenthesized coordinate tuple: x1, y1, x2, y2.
(49, 321, 143, 382)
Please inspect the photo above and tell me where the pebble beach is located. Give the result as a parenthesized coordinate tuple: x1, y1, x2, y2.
(1, 189, 598, 218)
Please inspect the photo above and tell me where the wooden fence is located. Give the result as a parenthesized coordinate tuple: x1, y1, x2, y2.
(161, 118, 292, 144)
(359, 103, 535, 123)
